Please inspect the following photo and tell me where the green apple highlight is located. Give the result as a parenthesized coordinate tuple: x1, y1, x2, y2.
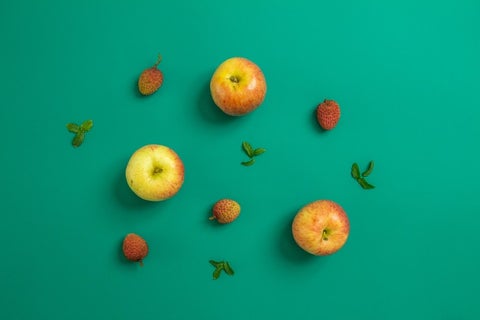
(125, 144, 185, 201)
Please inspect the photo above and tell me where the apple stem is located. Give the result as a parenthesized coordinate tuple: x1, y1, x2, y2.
(153, 167, 163, 175)
(322, 229, 329, 241)
(209, 216, 216, 221)
(154, 54, 162, 68)
(229, 75, 240, 83)
(139, 260, 144, 267)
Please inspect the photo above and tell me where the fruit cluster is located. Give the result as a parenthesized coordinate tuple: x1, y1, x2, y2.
(68, 54, 375, 274)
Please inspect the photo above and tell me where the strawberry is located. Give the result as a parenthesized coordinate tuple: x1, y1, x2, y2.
(316, 99, 341, 130)
(209, 199, 241, 224)
(122, 233, 148, 266)
(138, 55, 163, 95)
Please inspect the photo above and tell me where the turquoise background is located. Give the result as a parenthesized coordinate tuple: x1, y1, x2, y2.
(1, 1, 479, 319)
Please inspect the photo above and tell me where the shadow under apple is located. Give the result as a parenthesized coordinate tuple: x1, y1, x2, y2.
(196, 75, 242, 125)
(114, 167, 161, 211)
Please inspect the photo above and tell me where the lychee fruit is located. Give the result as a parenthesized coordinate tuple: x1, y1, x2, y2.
(122, 233, 148, 266)
(316, 99, 341, 130)
(209, 199, 241, 224)
(138, 55, 163, 96)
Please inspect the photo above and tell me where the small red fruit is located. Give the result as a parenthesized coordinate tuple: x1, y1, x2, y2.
(138, 55, 163, 95)
(316, 99, 341, 130)
(122, 233, 148, 266)
(209, 199, 241, 224)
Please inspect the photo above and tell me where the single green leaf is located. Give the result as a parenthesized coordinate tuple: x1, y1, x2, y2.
(209, 260, 221, 268)
(351, 163, 361, 179)
(66, 123, 80, 133)
(80, 119, 93, 132)
(357, 178, 375, 189)
(213, 267, 222, 280)
(223, 262, 234, 276)
(72, 132, 85, 147)
(242, 141, 254, 158)
(362, 161, 375, 177)
(241, 158, 255, 166)
(253, 148, 266, 156)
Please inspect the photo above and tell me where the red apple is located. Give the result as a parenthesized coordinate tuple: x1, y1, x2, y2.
(292, 200, 350, 255)
(125, 144, 184, 201)
(210, 57, 267, 116)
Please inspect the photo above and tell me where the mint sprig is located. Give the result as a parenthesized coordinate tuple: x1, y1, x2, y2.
(242, 141, 254, 158)
(209, 260, 235, 280)
(241, 141, 266, 166)
(362, 161, 374, 177)
(66, 119, 93, 147)
(351, 161, 375, 189)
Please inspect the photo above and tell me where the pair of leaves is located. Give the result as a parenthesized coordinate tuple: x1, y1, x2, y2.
(241, 141, 266, 166)
(209, 260, 234, 279)
(351, 161, 375, 189)
(66, 120, 93, 147)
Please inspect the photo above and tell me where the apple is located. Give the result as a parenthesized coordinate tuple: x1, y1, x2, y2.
(210, 57, 267, 116)
(292, 200, 350, 256)
(125, 144, 184, 201)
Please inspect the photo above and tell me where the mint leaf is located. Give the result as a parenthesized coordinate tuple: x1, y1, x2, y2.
(72, 132, 85, 147)
(67, 119, 93, 147)
(241, 158, 255, 166)
(253, 148, 266, 156)
(80, 119, 93, 132)
(66, 123, 80, 133)
(209, 260, 222, 268)
(223, 262, 234, 275)
(351, 163, 361, 179)
(362, 161, 374, 177)
(213, 267, 222, 280)
(357, 178, 375, 189)
(242, 141, 254, 158)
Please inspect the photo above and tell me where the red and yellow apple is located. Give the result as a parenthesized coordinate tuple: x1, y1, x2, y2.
(210, 57, 267, 116)
(292, 200, 350, 255)
(125, 144, 184, 201)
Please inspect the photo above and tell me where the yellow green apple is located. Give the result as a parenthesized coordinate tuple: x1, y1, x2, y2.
(292, 200, 350, 255)
(125, 144, 184, 201)
(210, 57, 267, 116)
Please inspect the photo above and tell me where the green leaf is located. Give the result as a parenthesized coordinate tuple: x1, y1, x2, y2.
(253, 148, 266, 156)
(80, 119, 93, 132)
(66, 123, 80, 133)
(242, 141, 254, 158)
(362, 161, 375, 177)
(209, 260, 221, 268)
(223, 262, 234, 276)
(351, 163, 361, 179)
(72, 132, 85, 147)
(241, 158, 255, 166)
(213, 267, 222, 280)
(357, 178, 375, 189)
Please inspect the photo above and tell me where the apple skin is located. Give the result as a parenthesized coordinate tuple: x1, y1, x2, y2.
(292, 200, 350, 256)
(125, 144, 184, 201)
(210, 57, 267, 116)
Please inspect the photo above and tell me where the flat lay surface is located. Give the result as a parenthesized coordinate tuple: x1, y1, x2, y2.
(1, 1, 479, 319)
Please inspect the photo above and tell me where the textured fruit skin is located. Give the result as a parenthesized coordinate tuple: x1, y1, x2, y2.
(292, 200, 350, 256)
(316, 99, 341, 130)
(210, 199, 241, 224)
(210, 57, 267, 116)
(122, 233, 148, 265)
(138, 67, 163, 95)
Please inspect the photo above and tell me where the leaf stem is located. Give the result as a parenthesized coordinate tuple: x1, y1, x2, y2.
(154, 54, 162, 67)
